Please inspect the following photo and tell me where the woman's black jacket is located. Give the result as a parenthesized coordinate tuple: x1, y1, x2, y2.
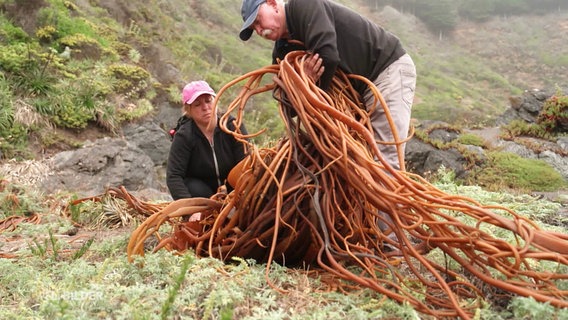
(166, 116, 247, 200)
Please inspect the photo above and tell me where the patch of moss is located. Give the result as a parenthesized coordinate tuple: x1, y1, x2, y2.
(457, 133, 485, 147)
(468, 151, 567, 192)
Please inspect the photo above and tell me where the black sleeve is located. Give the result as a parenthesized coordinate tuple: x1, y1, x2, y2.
(288, 0, 340, 91)
(166, 125, 194, 200)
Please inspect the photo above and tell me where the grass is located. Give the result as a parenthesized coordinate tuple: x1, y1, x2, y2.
(0, 175, 567, 319)
(0, 240, 396, 319)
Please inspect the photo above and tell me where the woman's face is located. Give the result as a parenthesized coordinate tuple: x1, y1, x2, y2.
(187, 94, 214, 127)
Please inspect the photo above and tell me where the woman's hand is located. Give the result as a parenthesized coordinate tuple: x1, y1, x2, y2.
(304, 53, 324, 82)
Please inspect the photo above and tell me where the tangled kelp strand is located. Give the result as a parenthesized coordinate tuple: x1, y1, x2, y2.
(120, 51, 568, 318)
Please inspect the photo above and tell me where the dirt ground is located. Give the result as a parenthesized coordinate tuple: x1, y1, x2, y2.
(0, 218, 133, 259)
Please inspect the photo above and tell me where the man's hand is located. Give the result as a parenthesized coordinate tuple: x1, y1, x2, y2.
(304, 53, 324, 82)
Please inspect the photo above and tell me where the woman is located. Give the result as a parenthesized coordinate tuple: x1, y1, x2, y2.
(166, 80, 248, 200)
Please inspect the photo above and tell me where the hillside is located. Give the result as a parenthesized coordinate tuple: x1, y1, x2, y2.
(1, 0, 567, 160)
(377, 6, 568, 124)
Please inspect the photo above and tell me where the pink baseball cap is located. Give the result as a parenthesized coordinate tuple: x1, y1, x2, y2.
(182, 80, 216, 105)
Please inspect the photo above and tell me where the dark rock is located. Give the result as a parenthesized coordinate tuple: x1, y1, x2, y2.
(428, 128, 459, 144)
(122, 120, 171, 166)
(405, 139, 466, 178)
(41, 137, 159, 197)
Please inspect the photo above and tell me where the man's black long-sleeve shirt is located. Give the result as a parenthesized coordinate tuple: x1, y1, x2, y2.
(272, 0, 406, 96)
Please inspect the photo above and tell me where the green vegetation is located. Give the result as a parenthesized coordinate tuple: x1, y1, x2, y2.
(0, 0, 282, 158)
(1, 0, 566, 156)
(0, 177, 567, 319)
(0, 73, 14, 132)
(0, 0, 144, 157)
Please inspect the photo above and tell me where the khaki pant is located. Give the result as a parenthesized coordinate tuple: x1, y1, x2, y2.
(362, 53, 416, 171)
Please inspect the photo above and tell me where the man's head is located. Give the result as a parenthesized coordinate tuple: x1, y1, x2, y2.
(239, 0, 286, 41)
(239, 0, 265, 41)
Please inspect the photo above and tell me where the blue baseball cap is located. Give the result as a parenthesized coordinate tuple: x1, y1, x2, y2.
(239, 0, 266, 41)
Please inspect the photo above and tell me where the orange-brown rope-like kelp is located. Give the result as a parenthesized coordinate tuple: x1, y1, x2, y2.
(127, 51, 568, 319)
(66, 186, 168, 219)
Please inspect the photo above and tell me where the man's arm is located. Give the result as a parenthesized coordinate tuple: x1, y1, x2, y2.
(287, 0, 340, 91)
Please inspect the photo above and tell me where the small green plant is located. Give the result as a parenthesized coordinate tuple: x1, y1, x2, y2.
(71, 238, 94, 260)
(0, 74, 14, 132)
(35, 25, 58, 43)
(66, 196, 102, 227)
(29, 229, 61, 260)
(48, 229, 60, 260)
(48, 94, 94, 129)
(160, 255, 194, 320)
(66, 195, 82, 223)
(12, 58, 57, 96)
(0, 15, 29, 44)
(29, 238, 48, 258)
(106, 63, 150, 97)
(128, 48, 142, 64)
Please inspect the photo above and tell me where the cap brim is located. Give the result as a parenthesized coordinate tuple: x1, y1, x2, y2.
(239, 4, 260, 41)
(184, 91, 216, 105)
(239, 28, 254, 41)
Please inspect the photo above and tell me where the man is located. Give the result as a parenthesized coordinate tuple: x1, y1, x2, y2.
(238, 0, 416, 171)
